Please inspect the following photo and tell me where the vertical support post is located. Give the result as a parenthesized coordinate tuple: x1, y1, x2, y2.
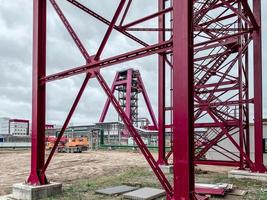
(253, 0, 265, 172)
(238, 2, 244, 170)
(244, 32, 250, 161)
(172, 0, 195, 199)
(28, 0, 47, 185)
(125, 69, 133, 119)
(157, 0, 167, 165)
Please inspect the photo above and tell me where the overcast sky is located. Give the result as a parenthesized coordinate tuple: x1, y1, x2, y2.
(0, 0, 266, 126)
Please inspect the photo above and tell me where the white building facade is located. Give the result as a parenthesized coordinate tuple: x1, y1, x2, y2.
(9, 119, 29, 136)
(206, 119, 267, 165)
(0, 117, 10, 135)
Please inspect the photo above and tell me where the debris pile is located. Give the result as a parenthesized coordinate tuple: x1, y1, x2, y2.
(195, 183, 247, 198)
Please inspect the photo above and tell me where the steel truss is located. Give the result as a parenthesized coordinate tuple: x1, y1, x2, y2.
(99, 68, 157, 129)
(28, 0, 265, 199)
(192, 0, 265, 173)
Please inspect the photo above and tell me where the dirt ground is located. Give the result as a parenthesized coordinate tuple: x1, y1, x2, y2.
(0, 149, 149, 195)
(1, 149, 266, 200)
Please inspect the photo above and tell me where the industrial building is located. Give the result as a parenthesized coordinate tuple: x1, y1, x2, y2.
(9, 119, 29, 136)
(0, 117, 29, 136)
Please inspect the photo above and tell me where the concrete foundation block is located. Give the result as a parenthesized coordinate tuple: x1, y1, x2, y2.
(159, 165, 173, 174)
(12, 182, 62, 200)
(228, 170, 267, 182)
(149, 165, 173, 174)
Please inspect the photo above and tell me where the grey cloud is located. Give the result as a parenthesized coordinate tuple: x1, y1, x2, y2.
(0, 0, 267, 126)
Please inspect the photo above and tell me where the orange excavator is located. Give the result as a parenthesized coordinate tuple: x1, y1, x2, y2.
(46, 136, 89, 153)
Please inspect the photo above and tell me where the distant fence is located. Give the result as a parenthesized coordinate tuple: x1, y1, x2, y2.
(0, 142, 31, 148)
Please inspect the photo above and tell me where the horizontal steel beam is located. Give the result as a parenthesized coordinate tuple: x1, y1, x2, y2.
(195, 99, 254, 107)
(194, 121, 239, 128)
(122, 7, 173, 29)
(41, 40, 172, 83)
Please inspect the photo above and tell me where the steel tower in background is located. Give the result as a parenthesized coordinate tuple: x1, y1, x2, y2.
(99, 68, 158, 129)
(29, 0, 265, 199)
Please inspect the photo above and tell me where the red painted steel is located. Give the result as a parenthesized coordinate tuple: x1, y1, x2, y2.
(122, 7, 173, 29)
(41, 40, 172, 83)
(137, 74, 158, 129)
(95, 71, 173, 198)
(95, 0, 126, 61)
(99, 72, 119, 122)
(125, 69, 133, 120)
(252, 0, 265, 173)
(28, 0, 47, 185)
(192, 0, 266, 173)
(49, 0, 91, 63)
(195, 187, 225, 196)
(172, 0, 195, 199)
(99, 69, 157, 129)
(41, 73, 91, 175)
(29, 0, 266, 199)
(157, 0, 167, 165)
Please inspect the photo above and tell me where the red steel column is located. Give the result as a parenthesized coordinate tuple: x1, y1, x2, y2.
(125, 69, 133, 119)
(157, 0, 167, 165)
(28, 0, 47, 185)
(172, 0, 194, 199)
(253, 0, 265, 172)
(238, 3, 244, 170)
(245, 34, 250, 161)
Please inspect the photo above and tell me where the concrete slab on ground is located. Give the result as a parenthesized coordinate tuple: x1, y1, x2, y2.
(228, 170, 267, 182)
(123, 187, 165, 200)
(12, 182, 62, 200)
(95, 185, 137, 195)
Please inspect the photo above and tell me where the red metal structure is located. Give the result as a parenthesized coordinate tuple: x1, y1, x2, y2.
(99, 68, 158, 129)
(28, 0, 265, 199)
(191, 0, 266, 173)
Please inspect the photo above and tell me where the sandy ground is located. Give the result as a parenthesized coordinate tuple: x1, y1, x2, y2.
(0, 149, 237, 197)
(196, 164, 235, 173)
(0, 150, 149, 195)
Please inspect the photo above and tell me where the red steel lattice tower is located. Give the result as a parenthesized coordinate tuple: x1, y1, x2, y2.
(28, 0, 265, 199)
(99, 68, 158, 129)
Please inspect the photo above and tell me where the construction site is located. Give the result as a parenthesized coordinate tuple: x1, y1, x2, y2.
(0, 0, 267, 199)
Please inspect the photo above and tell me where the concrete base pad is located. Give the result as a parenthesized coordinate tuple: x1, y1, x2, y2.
(149, 165, 173, 174)
(159, 165, 173, 174)
(228, 170, 267, 182)
(95, 185, 137, 195)
(12, 182, 62, 200)
(123, 187, 165, 200)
